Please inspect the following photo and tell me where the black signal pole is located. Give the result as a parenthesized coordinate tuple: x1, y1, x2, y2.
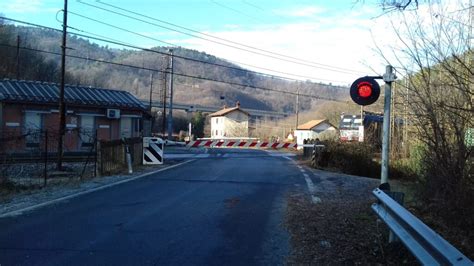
(57, 0, 68, 170)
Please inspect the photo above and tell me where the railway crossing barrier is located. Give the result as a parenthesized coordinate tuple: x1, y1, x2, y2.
(186, 139, 297, 149)
(143, 137, 164, 165)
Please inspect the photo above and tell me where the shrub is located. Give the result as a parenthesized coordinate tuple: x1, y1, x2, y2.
(321, 141, 380, 178)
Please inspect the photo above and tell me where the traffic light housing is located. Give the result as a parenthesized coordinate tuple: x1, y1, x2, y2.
(350, 77, 381, 106)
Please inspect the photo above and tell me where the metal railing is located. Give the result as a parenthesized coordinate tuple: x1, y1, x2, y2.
(372, 188, 472, 265)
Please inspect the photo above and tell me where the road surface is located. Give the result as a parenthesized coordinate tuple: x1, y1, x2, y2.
(0, 149, 305, 265)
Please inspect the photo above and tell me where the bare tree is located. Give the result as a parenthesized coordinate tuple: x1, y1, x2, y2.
(378, 2, 473, 222)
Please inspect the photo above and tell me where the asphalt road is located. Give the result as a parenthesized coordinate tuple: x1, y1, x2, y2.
(0, 148, 305, 266)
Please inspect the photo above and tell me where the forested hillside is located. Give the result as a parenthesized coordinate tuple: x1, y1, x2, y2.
(0, 22, 349, 113)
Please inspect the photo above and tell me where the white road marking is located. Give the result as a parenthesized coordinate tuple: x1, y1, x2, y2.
(304, 175, 315, 193)
(164, 154, 198, 159)
(303, 174, 322, 204)
(0, 159, 197, 218)
(312, 196, 322, 204)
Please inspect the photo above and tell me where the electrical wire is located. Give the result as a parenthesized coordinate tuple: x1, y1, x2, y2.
(210, 0, 265, 23)
(78, 0, 366, 75)
(68, 24, 343, 83)
(0, 43, 347, 103)
(69, 8, 356, 75)
(1, 16, 348, 84)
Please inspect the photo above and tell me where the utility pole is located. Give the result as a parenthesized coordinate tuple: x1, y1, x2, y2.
(148, 72, 154, 135)
(57, 0, 68, 171)
(381, 65, 396, 184)
(16, 35, 20, 80)
(167, 49, 174, 139)
(162, 70, 167, 138)
(148, 72, 153, 112)
(295, 87, 299, 130)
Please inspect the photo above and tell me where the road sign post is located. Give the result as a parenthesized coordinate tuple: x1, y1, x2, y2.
(349, 66, 396, 185)
(381, 65, 396, 185)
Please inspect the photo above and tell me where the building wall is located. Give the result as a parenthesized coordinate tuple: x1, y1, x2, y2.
(211, 116, 226, 138)
(210, 110, 249, 139)
(295, 123, 337, 146)
(0, 102, 144, 152)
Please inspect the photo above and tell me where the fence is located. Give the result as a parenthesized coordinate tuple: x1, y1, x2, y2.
(96, 137, 143, 176)
(0, 127, 145, 189)
(0, 129, 97, 187)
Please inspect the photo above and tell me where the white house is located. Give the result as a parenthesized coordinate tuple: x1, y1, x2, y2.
(209, 102, 250, 139)
(294, 119, 337, 146)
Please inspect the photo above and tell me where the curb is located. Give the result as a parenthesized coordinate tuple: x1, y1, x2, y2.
(0, 159, 196, 218)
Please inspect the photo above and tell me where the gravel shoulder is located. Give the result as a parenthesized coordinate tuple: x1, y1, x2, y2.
(285, 163, 418, 265)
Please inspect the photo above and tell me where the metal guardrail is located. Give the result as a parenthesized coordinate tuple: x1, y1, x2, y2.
(372, 188, 472, 265)
(301, 144, 325, 148)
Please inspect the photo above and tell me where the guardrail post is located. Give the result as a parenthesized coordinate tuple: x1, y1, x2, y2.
(43, 130, 48, 187)
(96, 140, 101, 177)
(123, 138, 133, 174)
(311, 143, 316, 168)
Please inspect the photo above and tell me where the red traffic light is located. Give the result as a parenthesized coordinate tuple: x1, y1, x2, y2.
(350, 77, 380, 106)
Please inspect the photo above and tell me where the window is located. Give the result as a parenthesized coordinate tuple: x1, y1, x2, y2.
(121, 117, 132, 138)
(133, 118, 141, 134)
(80, 116, 95, 147)
(24, 112, 42, 147)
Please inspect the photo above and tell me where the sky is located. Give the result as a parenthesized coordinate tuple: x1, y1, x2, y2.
(0, 0, 471, 86)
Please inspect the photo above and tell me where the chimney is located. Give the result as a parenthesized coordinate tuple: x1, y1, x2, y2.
(236, 101, 240, 108)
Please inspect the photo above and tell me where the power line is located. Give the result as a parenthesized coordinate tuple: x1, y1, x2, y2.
(1, 16, 347, 84)
(65, 25, 347, 84)
(241, 1, 265, 11)
(210, 0, 265, 23)
(67, 23, 343, 83)
(78, 0, 365, 75)
(67, 11, 178, 48)
(0, 43, 347, 103)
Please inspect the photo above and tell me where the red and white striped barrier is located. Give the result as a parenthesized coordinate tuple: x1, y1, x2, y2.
(186, 140, 297, 149)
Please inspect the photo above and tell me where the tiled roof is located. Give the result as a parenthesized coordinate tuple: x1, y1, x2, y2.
(0, 79, 146, 110)
(297, 119, 332, 130)
(209, 106, 250, 117)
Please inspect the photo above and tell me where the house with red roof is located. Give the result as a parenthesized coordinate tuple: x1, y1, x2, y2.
(0, 79, 149, 152)
(209, 101, 250, 139)
(294, 119, 337, 146)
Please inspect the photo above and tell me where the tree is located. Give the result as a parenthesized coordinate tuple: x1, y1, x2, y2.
(376, 2, 473, 224)
(191, 112, 205, 138)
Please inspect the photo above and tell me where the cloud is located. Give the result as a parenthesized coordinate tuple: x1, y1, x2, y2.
(166, 9, 392, 85)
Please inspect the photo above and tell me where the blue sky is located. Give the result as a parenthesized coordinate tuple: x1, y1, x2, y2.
(0, 0, 471, 85)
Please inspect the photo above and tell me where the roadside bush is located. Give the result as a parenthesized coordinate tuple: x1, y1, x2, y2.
(316, 141, 420, 180)
(322, 141, 380, 178)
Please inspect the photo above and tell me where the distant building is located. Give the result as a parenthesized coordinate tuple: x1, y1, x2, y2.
(294, 119, 337, 146)
(0, 79, 149, 152)
(209, 101, 250, 139)
(339, 114, 363, 142)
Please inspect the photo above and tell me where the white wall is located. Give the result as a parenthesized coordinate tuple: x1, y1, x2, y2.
(210, 110, 249, 139)
(294, 122, 336, 145)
